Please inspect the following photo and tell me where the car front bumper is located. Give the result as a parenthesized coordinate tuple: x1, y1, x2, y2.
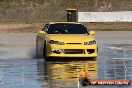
(46, 44, 98, 57)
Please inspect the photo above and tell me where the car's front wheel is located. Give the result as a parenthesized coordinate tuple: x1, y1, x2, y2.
(43, 43, 47, 59)
(36, 40, 39, 57)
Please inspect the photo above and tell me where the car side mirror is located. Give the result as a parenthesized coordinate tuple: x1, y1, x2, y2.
(39, 31, 47, 34)
(89, 31, 95, 36)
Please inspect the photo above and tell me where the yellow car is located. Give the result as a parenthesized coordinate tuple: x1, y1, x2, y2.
(36, 22, 98, 58)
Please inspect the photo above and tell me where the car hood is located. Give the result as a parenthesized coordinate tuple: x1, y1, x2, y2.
(46, 34, 95, 43)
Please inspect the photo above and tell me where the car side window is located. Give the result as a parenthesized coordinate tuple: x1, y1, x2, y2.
(42, 24, 49, 32)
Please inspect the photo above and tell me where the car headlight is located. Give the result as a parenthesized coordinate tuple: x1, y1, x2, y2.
(84, 40, 96, 45)
(49, 40, 65, 45)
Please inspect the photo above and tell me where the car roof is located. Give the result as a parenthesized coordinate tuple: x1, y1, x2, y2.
(49, 22, 82, 25)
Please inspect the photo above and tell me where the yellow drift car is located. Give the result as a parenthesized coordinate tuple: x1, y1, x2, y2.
(36, 22, 98, 58)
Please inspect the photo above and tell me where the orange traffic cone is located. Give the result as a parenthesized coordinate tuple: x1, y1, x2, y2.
(81, 69, 88, 77)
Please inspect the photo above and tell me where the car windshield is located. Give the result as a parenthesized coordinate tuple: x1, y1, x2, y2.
(47, 23, 88, 34)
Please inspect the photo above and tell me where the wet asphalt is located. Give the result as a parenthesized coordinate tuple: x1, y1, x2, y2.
(0, 32, 132, 88)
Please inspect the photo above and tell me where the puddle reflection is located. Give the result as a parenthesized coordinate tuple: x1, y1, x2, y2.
(37, 58, 98, 88)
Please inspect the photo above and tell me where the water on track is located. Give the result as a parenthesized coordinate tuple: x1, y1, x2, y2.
(0, 33, 132, 88)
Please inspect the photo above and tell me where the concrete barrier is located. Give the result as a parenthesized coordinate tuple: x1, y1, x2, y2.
(78, 11, 132, 22)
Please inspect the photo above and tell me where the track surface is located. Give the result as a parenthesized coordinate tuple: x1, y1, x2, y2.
(0, 32, 132, 88)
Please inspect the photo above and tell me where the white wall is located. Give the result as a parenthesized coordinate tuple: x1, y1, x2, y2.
(78, 11, 132, 22)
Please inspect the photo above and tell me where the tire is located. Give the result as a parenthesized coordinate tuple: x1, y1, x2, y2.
(80, 77, 91, 86)
(36, 41, 38, 57)
(43, 42, 47, 59)
(97, 46, 98, 53)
